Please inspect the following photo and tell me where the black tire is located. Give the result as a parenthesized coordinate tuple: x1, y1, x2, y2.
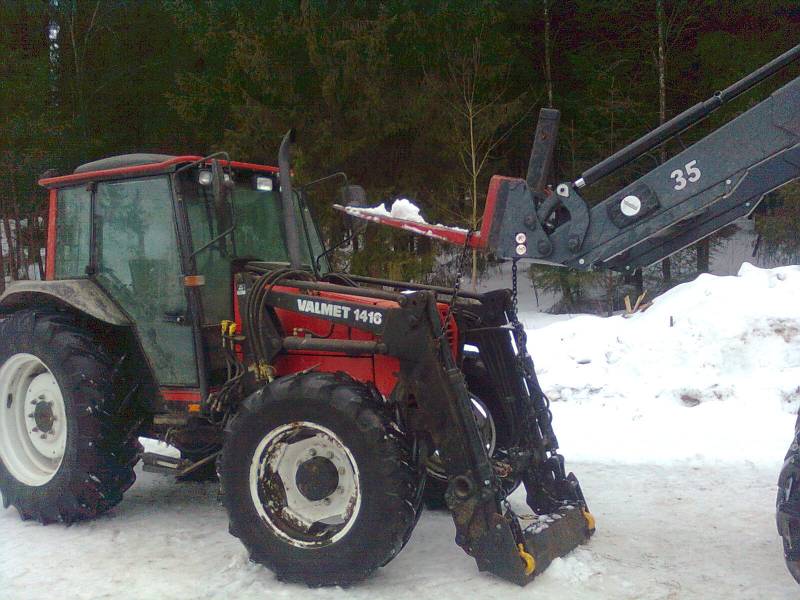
(778, 410, 800, 584)
(220, 371, 421, 586)
(422, 370, 519, 509)
(0, 309, 141, 523)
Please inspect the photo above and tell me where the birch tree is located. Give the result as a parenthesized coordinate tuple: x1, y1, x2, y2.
(433, 35, 531, 288)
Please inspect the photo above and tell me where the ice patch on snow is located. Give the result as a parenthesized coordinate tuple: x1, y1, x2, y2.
(545, 550, 600, 583)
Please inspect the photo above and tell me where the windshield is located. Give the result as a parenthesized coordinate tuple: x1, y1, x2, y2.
(180, 168, 328, 325)
(180, 169, 328, 270)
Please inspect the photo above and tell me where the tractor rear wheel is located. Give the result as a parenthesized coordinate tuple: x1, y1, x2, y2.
(0, 309, 141, 523)
(220, 372, 421, 586)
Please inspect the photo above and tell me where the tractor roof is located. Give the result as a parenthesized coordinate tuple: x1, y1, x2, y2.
(73, 153, 178, 174)
(39, 154, 279, 189)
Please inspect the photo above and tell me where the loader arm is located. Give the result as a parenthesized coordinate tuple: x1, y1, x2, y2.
(339, 44, 800, 273)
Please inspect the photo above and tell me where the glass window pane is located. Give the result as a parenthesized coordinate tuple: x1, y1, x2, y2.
(183, 178, 232, 325)
(233, 188, 309, 263)
(54, 186, 91, 279)
(95, 177, 196, 386)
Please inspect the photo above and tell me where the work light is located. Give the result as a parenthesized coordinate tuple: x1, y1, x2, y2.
(254, 176, 273, 191)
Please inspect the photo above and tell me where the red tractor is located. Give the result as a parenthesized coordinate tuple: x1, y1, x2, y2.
(2, 43, 800, 587)
(0, 135, 593, 586)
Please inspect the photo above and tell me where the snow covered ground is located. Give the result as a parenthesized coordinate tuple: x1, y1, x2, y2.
(2, 264, 800, 598)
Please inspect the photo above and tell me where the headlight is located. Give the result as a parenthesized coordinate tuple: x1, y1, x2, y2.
(198, 170, 213, 186)
(254, 176, 273, 191)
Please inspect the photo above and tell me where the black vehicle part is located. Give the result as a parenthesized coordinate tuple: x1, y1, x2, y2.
(176, 444, 221, 482)
(423, 357, 520, 509)
(219, 371, 422, 586)
(778, 411, 800, 584)
(278, 130, 303, 269)
(482, 44, 800, 271)
(422, 392, 502, 509)
(0, 309, 142, 523)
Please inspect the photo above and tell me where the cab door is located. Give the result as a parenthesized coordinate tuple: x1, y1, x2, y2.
(93, 176, 198, 386)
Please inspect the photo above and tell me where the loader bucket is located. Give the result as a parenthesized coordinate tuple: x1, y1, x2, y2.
(519, 506, 594, 580)
(475, 504, 595, 585)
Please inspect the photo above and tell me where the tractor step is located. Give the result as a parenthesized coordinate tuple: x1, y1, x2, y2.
(142, 452, 183, 475)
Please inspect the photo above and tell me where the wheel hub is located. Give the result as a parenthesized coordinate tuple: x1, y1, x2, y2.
(295, 456, 340, 501)
(32, 399, 55, 433)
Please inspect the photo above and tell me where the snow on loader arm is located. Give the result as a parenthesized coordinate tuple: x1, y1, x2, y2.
(339, 43, 800, 583)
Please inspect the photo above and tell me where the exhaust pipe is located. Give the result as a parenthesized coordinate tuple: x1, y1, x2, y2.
(278, 129, 303, 269)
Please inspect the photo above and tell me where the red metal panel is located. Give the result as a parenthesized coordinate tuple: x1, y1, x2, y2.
(160, 387, 202, 402)
(271, 285, 457, 397)
(482, 175, 518, 249)
(372, 355, 400, 396)
(333, 204, 485, 248)
(45, 188, 57, 280)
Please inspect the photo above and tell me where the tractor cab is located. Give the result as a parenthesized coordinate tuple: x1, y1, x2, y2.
(37, 153, 327, 397)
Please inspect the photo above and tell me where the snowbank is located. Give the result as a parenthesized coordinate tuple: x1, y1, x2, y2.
(524, 263, 800, 465)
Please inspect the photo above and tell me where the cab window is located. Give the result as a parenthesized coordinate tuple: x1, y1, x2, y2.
(54, 186, 92, 279)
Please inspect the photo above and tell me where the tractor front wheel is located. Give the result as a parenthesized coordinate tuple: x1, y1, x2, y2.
(220, 372, 421, 586)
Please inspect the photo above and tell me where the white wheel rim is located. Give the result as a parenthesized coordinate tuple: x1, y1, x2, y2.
(249, 421, 361, 548)
(0, 353, 67, 486)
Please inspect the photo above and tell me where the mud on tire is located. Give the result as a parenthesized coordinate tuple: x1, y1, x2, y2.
(220, 371, 422, 586)
(0, 309, 142, 523)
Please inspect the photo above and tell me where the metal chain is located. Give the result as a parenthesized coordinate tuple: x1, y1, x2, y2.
(511, 258, 520, 321)
(508, 258, 557, 448)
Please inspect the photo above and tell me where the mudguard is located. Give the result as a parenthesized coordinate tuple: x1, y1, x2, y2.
(0, 279, 129, 326)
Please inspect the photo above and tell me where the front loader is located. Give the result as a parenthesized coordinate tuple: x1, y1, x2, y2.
(342, 43, 800, 584)
(0, 41, 798, 589)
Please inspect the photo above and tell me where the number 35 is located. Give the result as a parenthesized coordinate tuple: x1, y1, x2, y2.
(670, 160, 701, 190)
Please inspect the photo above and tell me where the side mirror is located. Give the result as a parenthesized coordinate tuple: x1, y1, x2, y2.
(340, 184, 368, 234)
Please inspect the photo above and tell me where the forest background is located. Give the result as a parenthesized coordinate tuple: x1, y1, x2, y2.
(2, 0, 799, 312)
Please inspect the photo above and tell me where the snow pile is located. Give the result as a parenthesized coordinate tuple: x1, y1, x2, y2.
(357, 198, 427, 223)
(524, 263, 800, 465)
(354, 198, 469, 233)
